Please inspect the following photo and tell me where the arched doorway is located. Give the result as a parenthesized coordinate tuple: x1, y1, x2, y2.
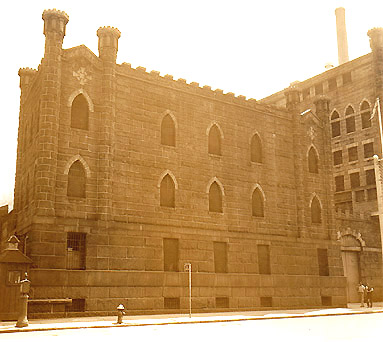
(340, 234, 362, 302)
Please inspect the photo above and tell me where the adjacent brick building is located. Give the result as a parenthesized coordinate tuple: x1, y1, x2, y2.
(3, 9, 382, 317)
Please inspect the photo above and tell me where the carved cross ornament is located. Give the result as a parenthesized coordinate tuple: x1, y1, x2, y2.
(308, 126, 316, 141)
(73, 67, 92, 85)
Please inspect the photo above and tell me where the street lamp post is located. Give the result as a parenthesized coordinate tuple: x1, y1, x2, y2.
(184, 263, 192, 318)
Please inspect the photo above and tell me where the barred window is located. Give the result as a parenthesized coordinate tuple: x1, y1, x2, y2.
(67, 232, 86, 270)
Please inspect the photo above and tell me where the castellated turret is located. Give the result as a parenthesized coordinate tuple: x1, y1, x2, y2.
(42, 9, 69, 57)
(97, 26, 121, 62)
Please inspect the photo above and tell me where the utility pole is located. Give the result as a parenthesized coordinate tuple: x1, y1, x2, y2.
(184, 263, 192, 318)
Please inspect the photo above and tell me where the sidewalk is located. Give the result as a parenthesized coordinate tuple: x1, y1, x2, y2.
(1, 303, 383, 334)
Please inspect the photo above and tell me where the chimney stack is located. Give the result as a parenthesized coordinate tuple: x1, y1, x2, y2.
(335, 7, 349, 65)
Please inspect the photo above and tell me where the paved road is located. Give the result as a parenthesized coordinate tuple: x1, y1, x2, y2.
(2, 312, 382, 342)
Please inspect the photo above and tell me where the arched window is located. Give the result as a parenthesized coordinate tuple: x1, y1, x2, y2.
(311, 196, 322, 224)
(209, 181, 223, 213)
(252, 188, 264, 217)
(308, 147, 319, 173)
(360, 101, 372, 129)
(330, 111, 340, 138)
(160, 174, 175, 208)
(161, 114, 176, 146)
(208, 125, 222, 156)
(71, 94, 89, 130)
(345, 106, 355, 133)
(250, 134, 262, 163)
(67, 160, 86, 198)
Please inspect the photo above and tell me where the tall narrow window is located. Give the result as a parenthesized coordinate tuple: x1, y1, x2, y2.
(67, 160, 86, 198)
(345, 106, 356, 133)
(67, 232, 86, 270)
(335, 175, 345, 192)
(317, 248, 329, 276)
(361, 101, 372, 129)
(209, 181, 223, 213)
(350, 172, 360, 189)
(161, 114, 176, 146)
(257, 244, 271, 275)
(333, 150, 343, 166)
(348, 146, 358, 162)
(71, 94, 89, 130)
(250, 134, 262, 163)
(252, 188, 264, 217)
(214, 241, 227, 273)
(160, 174, 175, 208)
(311, 196, 322, 224)
(208, 124, 221, 155)
(308, 147, 319, 173)
(330, 111, 341, 138)
(163, 238, 179, 271)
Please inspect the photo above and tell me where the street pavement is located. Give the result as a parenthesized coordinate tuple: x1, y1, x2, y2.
(1, 302, 382, 334)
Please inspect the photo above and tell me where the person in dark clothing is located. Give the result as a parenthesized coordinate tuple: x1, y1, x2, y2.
(366, 285, 374, 308)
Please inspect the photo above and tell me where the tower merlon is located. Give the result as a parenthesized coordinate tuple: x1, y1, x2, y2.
(18, 68, 37, 89)
(97, 26, 121, 61)
(367, 27, 383, 50)
(42, 9, 69, 37)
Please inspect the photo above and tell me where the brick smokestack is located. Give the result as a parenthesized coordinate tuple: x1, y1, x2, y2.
(335, 7, 349, 65)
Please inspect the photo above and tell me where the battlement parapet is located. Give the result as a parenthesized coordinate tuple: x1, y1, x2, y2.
(42, 8, 69, 22)
(97, 26, 121, 39)
(114, 63, 293, 116)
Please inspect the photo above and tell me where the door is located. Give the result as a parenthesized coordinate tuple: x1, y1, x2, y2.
(341, 251, 360, 302)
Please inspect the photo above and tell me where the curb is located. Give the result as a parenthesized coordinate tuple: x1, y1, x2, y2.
(1, 309, 383, 334)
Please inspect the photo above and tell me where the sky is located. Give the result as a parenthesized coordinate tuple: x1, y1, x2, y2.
(1, 0, 383, 210)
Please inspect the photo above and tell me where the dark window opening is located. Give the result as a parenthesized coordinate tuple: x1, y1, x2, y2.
(161, 114, 176, 146)
(252, 188, 264, 217)
(209, 181, 223, 213)
(350, 172, 360, 189)
(214, 241, 227, 273)
(164, 297, 180, 309)
(335, 176, 345, 192)
(311, 196, 322, 224)
(308, 148, 319, 173)
(260, 297, 273, 307)
(317, 248, 329, 276)
(67, 161, 86, 198)
(367, 188, 377, 201)
(348, 146, 358, 162)
(67, 232, 86, 270)
(331, 121, 341, 138)
(363, 142, 374, 158)
(66, 299, 86, 312)
(355, 190, 365, 202)
(160, 174, 175, 208)
(333, 150, 343, 166)
(366, 169, 376, 185)
(216, 297, 229, 308)
(208, 125, 222, 156)
(321, 296, 332, 306)
(250, 134, 262, 163)
(163, 238, 179, 272)
(71, 94, 89, 130)
(258, 244, 271, 275)
(361, 101, 372, 129)
(342, 72, 352, 85)
(328, 78, 337, 91)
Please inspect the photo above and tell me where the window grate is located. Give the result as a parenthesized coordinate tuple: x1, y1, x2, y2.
(67, 232, 86, 270)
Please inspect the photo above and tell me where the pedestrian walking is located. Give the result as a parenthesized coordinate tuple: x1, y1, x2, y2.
(366, 285, 374, 308)
(357, 282, 365, 307)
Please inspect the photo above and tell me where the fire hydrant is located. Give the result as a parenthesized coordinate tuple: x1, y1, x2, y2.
(116, 304, 125, 324)
(16, 273, 31, 328)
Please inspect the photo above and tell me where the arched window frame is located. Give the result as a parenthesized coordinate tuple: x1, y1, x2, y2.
(307, 145, 319, 174)
(160, 110, 177, 147)
(206, 177, 224, 213)
(158, 170, 178, 208)
(67, 89, 94, 130)
(207, 122, 224, 156)
(310, 193, 322, 224)
(251, 184, 265, 218)
(360, 99, 372, 129)
(344, 104, 356, 134)
(64, 155, 91, 199)
(330, 109, 341, 138)
(250, 132, 263, 163)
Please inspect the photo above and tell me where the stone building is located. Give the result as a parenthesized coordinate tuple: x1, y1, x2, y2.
(261, 9, 383, 304)
(2, 8, 379, 317)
